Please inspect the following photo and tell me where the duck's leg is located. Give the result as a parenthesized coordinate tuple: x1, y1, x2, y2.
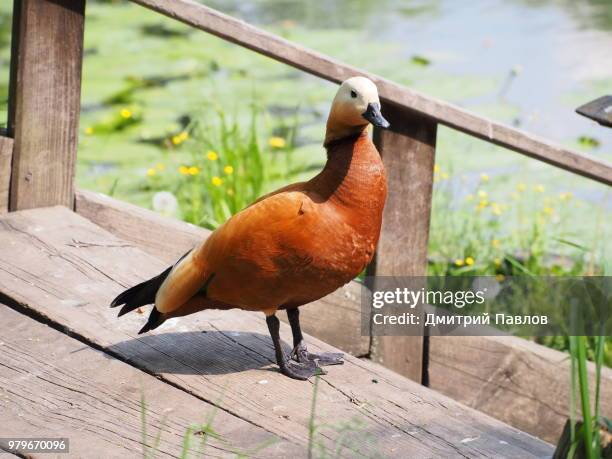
(265, 313, 321, 380)
(286, 308, 344, 366)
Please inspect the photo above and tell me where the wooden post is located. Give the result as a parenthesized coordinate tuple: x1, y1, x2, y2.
(8, 0, 86, 211)
(368, 103, 437, 383)
(0, 137, 14, 213)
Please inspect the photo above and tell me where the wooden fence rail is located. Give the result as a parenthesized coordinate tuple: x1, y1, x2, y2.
(131, 0, 612, 187)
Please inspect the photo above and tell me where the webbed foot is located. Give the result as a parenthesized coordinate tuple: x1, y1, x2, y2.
(292, 341, 344, 366)
(280, 357, 326, 380)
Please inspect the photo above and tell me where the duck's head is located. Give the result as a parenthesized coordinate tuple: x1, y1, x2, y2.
(326, 76, 390, 144)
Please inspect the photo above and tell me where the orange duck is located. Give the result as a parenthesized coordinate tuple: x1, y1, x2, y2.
(111, 76, 390, 380)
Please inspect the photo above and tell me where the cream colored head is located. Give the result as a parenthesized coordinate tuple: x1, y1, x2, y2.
(326, 76, 389, 144)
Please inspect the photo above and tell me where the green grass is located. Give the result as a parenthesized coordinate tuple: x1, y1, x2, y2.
(567, 335, 609, 458)
(563, 260, 611, 459)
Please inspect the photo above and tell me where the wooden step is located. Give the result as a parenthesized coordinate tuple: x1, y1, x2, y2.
(0, 306, 298, 458)
(0, 206, 553, 458)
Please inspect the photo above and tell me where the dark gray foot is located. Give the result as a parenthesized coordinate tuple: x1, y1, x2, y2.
(280, 357, 325, 380)
(292, 342, 344, 366)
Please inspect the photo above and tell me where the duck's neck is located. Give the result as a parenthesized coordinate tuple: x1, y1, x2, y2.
(311, 127, 383, 204)
(324, 119, 368, 147)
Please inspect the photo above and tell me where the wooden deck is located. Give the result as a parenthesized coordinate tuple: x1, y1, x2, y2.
(0, 206, 553, 458)
(74, 189, 612, 445)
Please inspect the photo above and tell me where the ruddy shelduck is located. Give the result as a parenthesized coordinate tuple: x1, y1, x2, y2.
(111, 76, 390, 380)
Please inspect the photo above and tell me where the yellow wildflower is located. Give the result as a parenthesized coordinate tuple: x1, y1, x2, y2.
(517, 183, 527, 192)
(466, 194, 474, 201)
(223, 165, 234, 175)
(454, 259, 465, 267)
(434, 164, 441, 173)
(207, 150, 219, 161)
(491, 239, 500, 248)
(478, 199, 489, 209)
(494, 258, 502, 267)
(188, 166, 200, 176)
(465, 256, 475, 266)
(269, 136, 286, 148)
(211, 176, 223, 186)
(496, 274, 505, 282)
(146, 168, 157, 177)
(178, 165, 190, 175)
(120, 108, 132, 119)
(543, 206, 554, 215)
(440, 172, 449, 180)
(156, 163, 165, 171)
(535, 184, 545, 193)
(478, 190, 488, 198)
(491, 202, 502, 216)
(85, 127, 94, 135)
(480, 173, 489, 182)
(172, 131, 189, 146)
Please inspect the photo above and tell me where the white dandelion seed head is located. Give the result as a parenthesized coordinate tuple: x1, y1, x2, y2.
(152, 191, 178, 217)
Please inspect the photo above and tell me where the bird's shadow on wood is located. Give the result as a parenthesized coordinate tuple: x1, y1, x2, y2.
(107, 330, 292, 376)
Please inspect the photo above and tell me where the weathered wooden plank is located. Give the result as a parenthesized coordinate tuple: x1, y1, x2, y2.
(7, 0, 85, 210)
(75, 189, 210, 264)
(0, 207, 552, 458)
(0, 137, 13, 214)
(129, 0, 612, 186)
(429, 335, 612, 444)
(368, 107, 437, 383)
(76, 189, 370, 356)
(0, 305, 298, 458)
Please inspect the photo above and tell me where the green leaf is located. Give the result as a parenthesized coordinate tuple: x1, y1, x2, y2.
(411, 55, 431, 66)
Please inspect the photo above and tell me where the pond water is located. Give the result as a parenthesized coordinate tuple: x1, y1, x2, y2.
(207, 0, 612, 155)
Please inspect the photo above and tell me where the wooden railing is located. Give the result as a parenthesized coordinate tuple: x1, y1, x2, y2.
(2, 0, 612, 426)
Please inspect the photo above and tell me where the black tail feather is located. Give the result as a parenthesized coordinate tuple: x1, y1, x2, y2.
(138, 308, 164, 334)
(110, 265, 173, 316)
(112, 250, 192, 334)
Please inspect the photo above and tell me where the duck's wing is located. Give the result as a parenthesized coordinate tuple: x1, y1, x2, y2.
(154, 186, 314, 314)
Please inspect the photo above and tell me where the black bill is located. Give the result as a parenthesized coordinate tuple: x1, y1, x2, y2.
(362, 102, 390, 128)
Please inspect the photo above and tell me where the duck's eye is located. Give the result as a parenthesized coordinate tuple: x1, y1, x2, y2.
(350, 90, 357, 98)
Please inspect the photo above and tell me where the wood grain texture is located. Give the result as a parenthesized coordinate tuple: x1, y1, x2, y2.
(429, 335, 612, 444)
(0, 207, 552, 458)
(368, 107, 437, 383)
(0, 305, 299, 458)
(76, 189, 370, 356)
(7, 0, 85, 211)
(76, 189, 210, 264)
(0, 136, 13, 214)
(129, 0, 612, 186)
